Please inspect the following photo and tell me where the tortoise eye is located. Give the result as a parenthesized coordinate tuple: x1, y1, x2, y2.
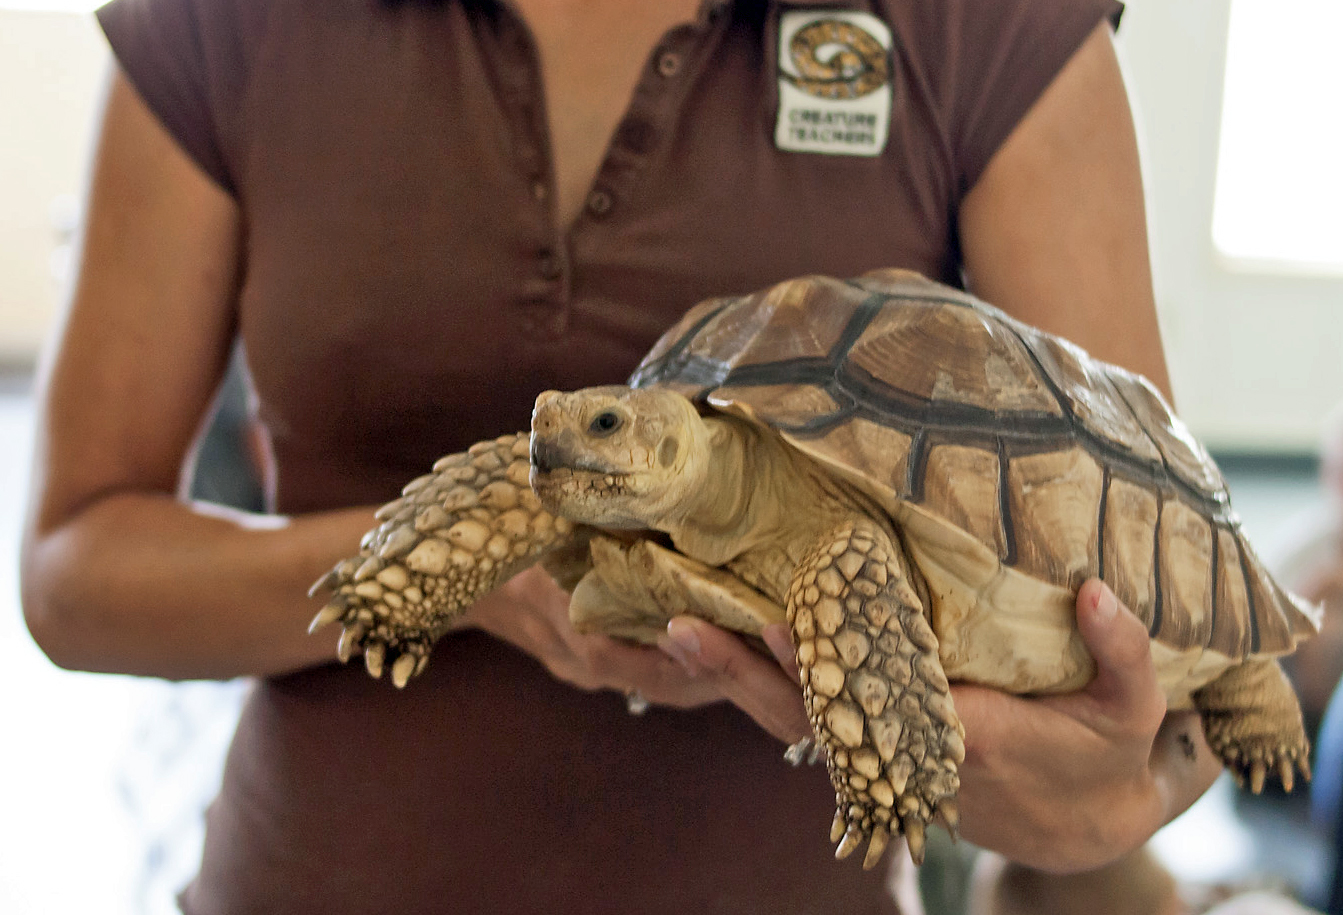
(589, 411, 623, 437)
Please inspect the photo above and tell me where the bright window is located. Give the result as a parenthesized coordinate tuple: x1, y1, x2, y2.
(0, 0, 106, 10)
(1213, 0, 1343, 272)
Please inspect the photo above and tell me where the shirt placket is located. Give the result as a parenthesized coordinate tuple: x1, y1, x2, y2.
(491, 0, 733, 342)
(478, 7, 565, 340)
(578, 4, 729, 226)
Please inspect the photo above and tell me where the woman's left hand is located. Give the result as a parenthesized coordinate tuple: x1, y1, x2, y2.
(950, 580, 1223, 872)
(659, 579, 1224, 873)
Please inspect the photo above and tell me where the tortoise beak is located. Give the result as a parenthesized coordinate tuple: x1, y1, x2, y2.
(530, 432, 623, 476)
(530, 436, 568, 475)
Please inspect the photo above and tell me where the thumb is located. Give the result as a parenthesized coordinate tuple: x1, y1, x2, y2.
(1066, 580, 1167, 732)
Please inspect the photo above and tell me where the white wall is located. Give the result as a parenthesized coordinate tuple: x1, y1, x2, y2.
(0, 10, 107, 365)
(0, 2, 1338, 450)
(1118, 0, 1343, 452)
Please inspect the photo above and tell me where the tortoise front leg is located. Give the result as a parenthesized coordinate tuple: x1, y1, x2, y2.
(790, 517, 964, 869)
(309, 433, 574, 686)
(1194, 657, 1311, 793)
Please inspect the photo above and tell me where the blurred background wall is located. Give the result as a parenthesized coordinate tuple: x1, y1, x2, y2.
(0, 7, 107, 365)
(1122, 0, 1342, 452)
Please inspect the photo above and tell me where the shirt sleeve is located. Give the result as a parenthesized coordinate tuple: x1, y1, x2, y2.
(901, 0, 1124, 199)
(96, 0, 259, 195)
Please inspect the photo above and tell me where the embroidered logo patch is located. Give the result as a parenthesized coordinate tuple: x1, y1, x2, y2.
(775, 11, 893, 156)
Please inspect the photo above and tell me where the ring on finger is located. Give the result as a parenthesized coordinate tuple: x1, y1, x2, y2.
(624, 689, 650, 716)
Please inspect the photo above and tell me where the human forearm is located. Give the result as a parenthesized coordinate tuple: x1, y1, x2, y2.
(959, 24, 1171, 397)
(22, 491, 377, 680)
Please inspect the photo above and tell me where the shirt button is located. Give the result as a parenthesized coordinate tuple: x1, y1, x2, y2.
(531, 180, 548, 203)
(615, 117, 655, 155)
(586, 189, 613, 217)
(656, 52, 682, 78)
(538, 250, 563, 280)
(525, 310, 568, 338)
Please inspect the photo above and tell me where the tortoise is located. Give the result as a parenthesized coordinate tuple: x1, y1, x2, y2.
(311, 269, 1318, 869)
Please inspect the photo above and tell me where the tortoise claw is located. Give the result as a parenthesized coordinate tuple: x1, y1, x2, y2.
(1279, 757, 1295, 793)
(934, 799, 960, 836)
(903, 817, 926, 865)
(862, 825, 890, 870)
(830, 809, 846, 843)
(337, 623, 366, 663)
(1250, 760, 1267, 795)
(830, 818, 897, 870)
(308, 602, 345, 634)
(391, 653, 418, 689)
(307, 569, 340, 599)
(364, 643, 386, 679)
(835, 823, 864, 861)
(320, 590, 432, 688)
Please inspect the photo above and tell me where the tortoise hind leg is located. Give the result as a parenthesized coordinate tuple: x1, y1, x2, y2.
(1193, 658, 1310, 793)
(789, 517, 964, 869)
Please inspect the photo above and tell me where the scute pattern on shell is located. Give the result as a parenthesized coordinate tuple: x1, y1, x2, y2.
(630, 269, 1317, 660)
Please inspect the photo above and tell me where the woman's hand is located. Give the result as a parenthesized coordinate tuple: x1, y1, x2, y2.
(656, 579, 1224, 873)
(467, 565, 724, 709)
(660, 615, 814, 743)
(952, 580, 1222, 872)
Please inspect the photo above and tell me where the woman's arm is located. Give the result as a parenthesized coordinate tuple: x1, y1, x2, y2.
(953, 21, 1222, 867)
(959, 23, 1169, 390)
(23, 69, 722, 704)
(19, 69, 374, 678)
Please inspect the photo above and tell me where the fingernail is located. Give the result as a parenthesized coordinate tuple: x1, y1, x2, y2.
(658, 620, 702, 674)
(666, 618, 701, 656)
(1094, 585, 1118, 621)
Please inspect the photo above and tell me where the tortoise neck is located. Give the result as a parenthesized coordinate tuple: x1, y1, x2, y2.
(663, 416, 816, 566)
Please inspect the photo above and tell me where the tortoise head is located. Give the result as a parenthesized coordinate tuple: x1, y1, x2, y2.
(530, 386, 711, 528)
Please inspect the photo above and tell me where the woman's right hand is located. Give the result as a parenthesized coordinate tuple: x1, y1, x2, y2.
(467, 565, 725, 710)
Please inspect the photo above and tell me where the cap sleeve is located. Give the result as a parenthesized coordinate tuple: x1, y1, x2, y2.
(920, 0, 1124, 198)
(96, 0, 259, 195)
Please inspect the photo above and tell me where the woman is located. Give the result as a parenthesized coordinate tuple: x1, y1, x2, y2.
(21, 0, 1222, 911)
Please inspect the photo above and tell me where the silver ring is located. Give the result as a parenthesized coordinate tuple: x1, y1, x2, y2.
(624, 690, 650, 716)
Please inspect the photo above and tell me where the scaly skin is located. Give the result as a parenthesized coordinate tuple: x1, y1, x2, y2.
(791, 517, 964, 868)
(313, 387, 974, 869)
(1194, 658, 1311, 793)
(569, 535, 786, 645)
(309, 433, 574, 686)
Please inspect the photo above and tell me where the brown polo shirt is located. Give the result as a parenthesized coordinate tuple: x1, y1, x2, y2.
(97, 0, 1121, 911)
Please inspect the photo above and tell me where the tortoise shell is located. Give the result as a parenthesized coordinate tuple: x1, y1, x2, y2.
(631, 269, 1316, 695)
